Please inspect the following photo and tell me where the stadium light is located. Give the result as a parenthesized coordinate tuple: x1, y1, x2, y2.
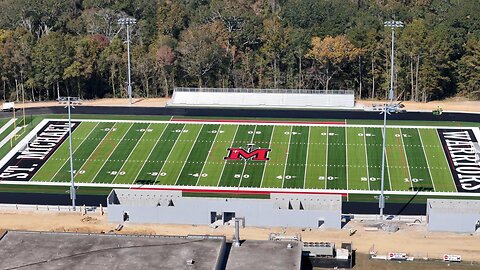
(58, 97, 82, 211)
(118, 17, 137, 105)
(379, 19, 404, 219)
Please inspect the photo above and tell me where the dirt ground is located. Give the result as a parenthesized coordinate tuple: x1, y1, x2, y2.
(359, 97, 480, 113)
(11, 97, 480, 113)
(0, 210, 479, 262)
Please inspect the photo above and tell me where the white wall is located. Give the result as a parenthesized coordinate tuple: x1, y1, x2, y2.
(169, 92, 354, 108)
(108, 192, 342, 229)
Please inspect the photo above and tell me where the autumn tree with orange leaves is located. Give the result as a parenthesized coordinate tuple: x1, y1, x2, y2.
(306, 35, 362, 91)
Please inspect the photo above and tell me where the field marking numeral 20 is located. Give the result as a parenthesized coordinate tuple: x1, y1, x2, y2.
(108, 171, 126, 175)
(149, 172, 167, 177)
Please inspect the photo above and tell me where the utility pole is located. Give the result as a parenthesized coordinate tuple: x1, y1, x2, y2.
(379, 19, 404, 219)
(59, 97, 81, 210)
(118, 17, 137, 105)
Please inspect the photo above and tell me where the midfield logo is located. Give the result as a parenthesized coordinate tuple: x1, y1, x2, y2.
(224, 144, 271, 161)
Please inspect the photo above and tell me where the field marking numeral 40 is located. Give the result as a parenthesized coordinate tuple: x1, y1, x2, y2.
(357, 133, 373, 137)
(173, 129, 189, 133)
(103, 128, 117, 132)
(138, 129, 153, 132)
(234, 174, 249, 178)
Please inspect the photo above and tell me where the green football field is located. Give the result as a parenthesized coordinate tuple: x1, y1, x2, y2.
(1, 118, 467, 193)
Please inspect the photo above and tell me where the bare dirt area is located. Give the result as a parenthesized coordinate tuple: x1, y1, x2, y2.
(16, 98, 170, 108)
(358, 97, 480, 113)
(8, 97, 480, 113)
(0, 210, 479, 264)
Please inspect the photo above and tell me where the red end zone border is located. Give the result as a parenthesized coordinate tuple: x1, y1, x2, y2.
(170, 118, 345, 125)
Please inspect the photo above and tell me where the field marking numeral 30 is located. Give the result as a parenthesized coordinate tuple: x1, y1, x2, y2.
(108, 171, 126, 175)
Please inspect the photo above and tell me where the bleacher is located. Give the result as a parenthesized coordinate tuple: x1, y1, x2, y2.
(167, 87, 355, 108)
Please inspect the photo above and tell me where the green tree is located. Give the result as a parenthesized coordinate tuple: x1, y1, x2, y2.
(456, 38, 480, 99)
(178, 21, 228, 87)
(32, 32, 73, 100)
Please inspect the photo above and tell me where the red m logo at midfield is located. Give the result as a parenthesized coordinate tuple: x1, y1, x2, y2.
(224, 147, 271, 161)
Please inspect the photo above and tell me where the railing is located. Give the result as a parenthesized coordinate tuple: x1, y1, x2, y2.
(174, 87, 354, 95)
(0, 203, 105, 213)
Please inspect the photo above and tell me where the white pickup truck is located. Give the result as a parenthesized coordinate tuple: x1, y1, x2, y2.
(2, 102, 15, 112)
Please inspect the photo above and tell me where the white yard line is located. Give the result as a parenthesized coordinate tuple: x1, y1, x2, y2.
(0, 119, 49, 168)
(238, 125, 258, 187)
(47, 122, 100, 181)
(73, 122, 117, 178)
(345, 126, 349, 192)
(89, 123, 134, 183)
(0, 127, 21, 150)
(174, 124, 204, 185)
(154, 124, 187, 183)
(111, 123, 152, 184)
(130, 123, 169, 185)
(363, 127, 371, 190)
(259, 125, 275, 188)
(44, 118, 478, 130)
(195, 124, 222, 186)
(303, 126, 311, 189)
(399, 129, 414, 190)
(0, 118, 16, 134)
(324, 126, 329, 189)
(384, 142, 393, 191)
(215, 125, 240, 187)
(281, 126, 293, 188)
(417, 130, 436, 192)
(435, 130, 457, 192)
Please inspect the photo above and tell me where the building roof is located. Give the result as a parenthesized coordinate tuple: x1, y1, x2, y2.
(226, 240, 302, 270)
(0, 231, 225, 270)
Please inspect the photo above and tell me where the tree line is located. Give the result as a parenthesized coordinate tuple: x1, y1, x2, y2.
(0, 0, 479, 102)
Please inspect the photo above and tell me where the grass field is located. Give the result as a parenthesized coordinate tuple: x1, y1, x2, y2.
(8, 118, 466, 194)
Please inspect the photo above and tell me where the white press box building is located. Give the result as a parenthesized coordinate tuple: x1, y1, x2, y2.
(427, 198, 480, 233)
(107, 189, 342, 229)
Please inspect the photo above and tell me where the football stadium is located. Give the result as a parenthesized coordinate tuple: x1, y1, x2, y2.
(0, 114, 479, 202)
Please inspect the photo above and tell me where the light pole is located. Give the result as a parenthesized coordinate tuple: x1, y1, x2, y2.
(118, 17, 136, 105)
(379, 19, 403, 219)
(59, 97, 81, 210)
